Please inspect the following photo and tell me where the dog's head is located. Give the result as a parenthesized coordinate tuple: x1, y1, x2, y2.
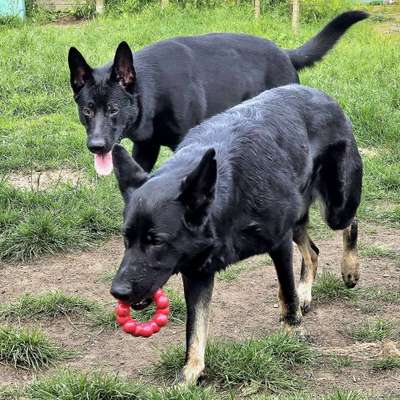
(110, 145, 217, 307)
(68, 42, 139, 156)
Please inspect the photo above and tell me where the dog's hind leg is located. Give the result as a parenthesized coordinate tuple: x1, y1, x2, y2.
(179, 273, 214, 385)
(317, 139, 362, 288)
(293, 223, 319, 314)
(270, 234, 302, 331)
(341, 219, 360, 288)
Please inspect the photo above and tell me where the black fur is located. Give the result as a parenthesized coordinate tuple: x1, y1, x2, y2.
(287, 10, 369, 69)
(110, 84, 363, 328)
(68, 11, 368, 171)
(346, 219, 359, 250)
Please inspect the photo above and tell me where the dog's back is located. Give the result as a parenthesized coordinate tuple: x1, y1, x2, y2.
(156, 84, 362, 253)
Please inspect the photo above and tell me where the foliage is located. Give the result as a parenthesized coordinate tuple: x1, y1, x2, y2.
(0, 325, 72, 369)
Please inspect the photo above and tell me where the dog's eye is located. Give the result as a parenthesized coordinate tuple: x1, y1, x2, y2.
(144, 232, 162, 246)
(107, 104, 119, 116)
(82, 107, 94, 117)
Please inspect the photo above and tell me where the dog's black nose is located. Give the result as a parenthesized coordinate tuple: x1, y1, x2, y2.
(110, 284, 132, 302)
(87, 138, 107, 154)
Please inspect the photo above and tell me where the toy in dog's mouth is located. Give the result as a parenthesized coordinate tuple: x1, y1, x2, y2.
(115, 289, 170, 338)
(94, 151, 113, 176)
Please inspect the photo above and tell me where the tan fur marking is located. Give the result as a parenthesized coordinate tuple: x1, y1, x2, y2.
(341, 226, 360, 287)
(277, 284, 302, 331)
(180, 300, 209, 385)
(295, 232, 318, 313)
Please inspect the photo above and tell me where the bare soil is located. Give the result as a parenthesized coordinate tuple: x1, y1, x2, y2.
(372, 4, 400, 35)
(0, 223, 399, 397)
(5, 168, 87, 190)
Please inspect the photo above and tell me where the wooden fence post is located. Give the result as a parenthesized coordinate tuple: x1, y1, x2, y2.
(292, 0, 300, 35)
(254, 0, 261, 19)
(95, 0, 104, 14)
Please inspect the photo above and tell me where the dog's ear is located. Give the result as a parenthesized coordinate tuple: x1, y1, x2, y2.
(111, 42, 136, 93)
(178, 148, 217, 227)
(112, 144, 148, 202)
(68, 47, 93, 94)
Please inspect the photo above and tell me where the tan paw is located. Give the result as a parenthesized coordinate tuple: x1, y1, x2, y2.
(297, 282, 312, 314)
(176, 361, 205, 386)
(341, 253, 360, 288)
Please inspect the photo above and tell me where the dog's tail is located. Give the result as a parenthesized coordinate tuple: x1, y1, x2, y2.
(286, 10, 369, 71)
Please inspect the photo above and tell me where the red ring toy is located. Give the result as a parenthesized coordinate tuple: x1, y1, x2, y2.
(115, 289, 170, 338)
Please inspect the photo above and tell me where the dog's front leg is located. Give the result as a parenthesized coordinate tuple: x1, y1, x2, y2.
(179, 272, 214, 385)
(270, 234, 302, 332)
(132, 139, 160, 172)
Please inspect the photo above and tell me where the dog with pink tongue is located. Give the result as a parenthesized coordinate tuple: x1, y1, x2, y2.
(68, 11, 368, 176)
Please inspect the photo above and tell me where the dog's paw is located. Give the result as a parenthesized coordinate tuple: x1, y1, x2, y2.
(176, 362, 205, 386)
(297, 282, 312, 314)
(280, 307, 303, 334)
(341, 255, 360, 288)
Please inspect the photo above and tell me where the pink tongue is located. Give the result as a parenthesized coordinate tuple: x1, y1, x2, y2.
(94, 151, 113, 176)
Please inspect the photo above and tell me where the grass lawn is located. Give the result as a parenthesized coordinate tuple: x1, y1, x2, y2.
(0, 4, 399, 262)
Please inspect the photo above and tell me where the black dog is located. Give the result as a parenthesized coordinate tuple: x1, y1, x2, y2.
(110, 84, 363, 384)
(68, 11, 368, 173)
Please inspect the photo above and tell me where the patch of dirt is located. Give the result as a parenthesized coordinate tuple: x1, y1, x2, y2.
(359, 147, 380, 158)
(371, 4, 400, 35)
(0, 223, 399, 396)
(5, 168, 86, 190)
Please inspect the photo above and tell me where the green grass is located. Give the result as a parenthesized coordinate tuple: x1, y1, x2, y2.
(154, 331, 313, 392)
(0, 291, 97, 321)
(0, 325, 72, 370)
(28, 369, 221, 400)
(312, 275, 400, 315)
(326, 354, 354, 370)
(345, 319, 398, 342)
(358, 287, 400, 304)
(28, 370, 146, 400)
(312, 272, 357, 303)
(0, 386, 22, 400)
(373, 356, 400, 371)
(0, 291, 114, 330)
(359, 243, 400, 266)
(148, 386, 221, 400)
(0, 5, 399, 261)
(254, 391, 368, 400)
(217, 256, 269, 282)
(26, 370, 370, 400)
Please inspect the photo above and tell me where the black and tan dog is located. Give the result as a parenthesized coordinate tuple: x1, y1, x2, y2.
(68, 11, 368, 173)
(110, 84, 362, 384)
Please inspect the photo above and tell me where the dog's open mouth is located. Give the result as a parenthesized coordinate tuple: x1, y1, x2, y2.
(94, 151, 113, 176)
(93, 136, 124, 176)
(131, 298, 152, 311)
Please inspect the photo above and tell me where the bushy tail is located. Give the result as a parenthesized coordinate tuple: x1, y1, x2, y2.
(287, 10, 369, 71)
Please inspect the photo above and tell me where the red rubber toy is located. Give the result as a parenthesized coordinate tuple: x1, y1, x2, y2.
(115, 289, 170, 338)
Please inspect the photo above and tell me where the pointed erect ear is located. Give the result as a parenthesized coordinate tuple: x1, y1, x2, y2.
(178, 148, 217, 227)
(111, 42, 136, 93)
(68, 47, 93, 94)
(112, 144, 148, 202)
